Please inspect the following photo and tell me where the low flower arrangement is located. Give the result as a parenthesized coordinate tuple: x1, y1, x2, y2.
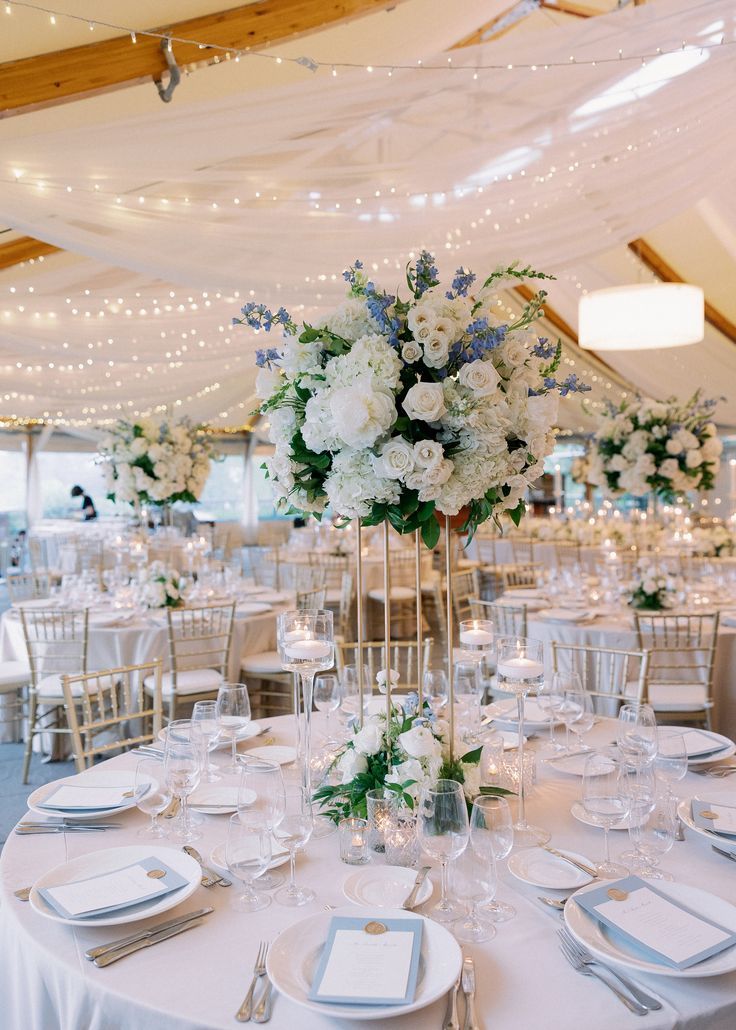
(691, 523, 735, 557)
(628, 563, 680, 611)
(587, 392, 722, 503)
(141, 561, 185, 609)
(570, 454, 592, 486)
(313, 691, 510, 821)
(99, 416, 216, 508)
(236, 252, 588, 547)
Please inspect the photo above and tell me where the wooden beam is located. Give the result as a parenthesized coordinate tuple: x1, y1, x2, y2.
(453, 0, 602, 50)
(0, 0, 406, 115)
(0, 236, 60, 270)
(539, 1, 600, 18)
(629, 238, 736, 346)
(452, 5, 523, 47)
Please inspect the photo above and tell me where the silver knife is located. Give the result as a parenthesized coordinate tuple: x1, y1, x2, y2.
(16, 826, 108, 835)
(461, 957, 480, 1030)
(443, 976, 461, 1030)
(545, 749, 591, 763)
(94, 916, 205, 967)
(85, 907, 214, 961)
(541, 844, 597, 878)
(183, 845, 232, 887)
(401, 865, 431, 910)
(712, 844, 736, 863)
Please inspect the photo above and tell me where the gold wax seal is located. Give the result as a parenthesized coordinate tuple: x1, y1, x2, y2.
(364, 921, 387, 935)
(122, 790, 134, 798)
(700, 810, 718, 819)
(147, 869, 166, 879)
(607, 888, 628, 902)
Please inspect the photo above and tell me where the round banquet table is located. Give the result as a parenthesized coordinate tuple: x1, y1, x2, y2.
(2, 716, 736, 1029)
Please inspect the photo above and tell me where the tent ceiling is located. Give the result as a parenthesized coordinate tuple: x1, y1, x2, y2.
(0, 0, 734, 433)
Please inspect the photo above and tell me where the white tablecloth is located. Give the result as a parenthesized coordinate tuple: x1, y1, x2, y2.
(2, 716, 736, 1029)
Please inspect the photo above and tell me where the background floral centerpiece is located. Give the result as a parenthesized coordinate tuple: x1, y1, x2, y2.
(691, 523, 735, 557)
(98, 416, 216, 509)
(140, 561, 185, 609)
(629, 561, 681, 611)
(237, 253, 588, 547)
(587, 392, 722, 503)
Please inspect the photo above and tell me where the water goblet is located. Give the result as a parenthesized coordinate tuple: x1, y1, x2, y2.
(566, 687, 595, 752)
(273, 785, 315, 907)
(134, 757, 172, 838)
(422, 668, 448, 716)
(225, 813, 272, 912)
(626, 791, 677, 880)
(164, 738, 202, 843)
(216, 682, 251, 776)
(655, 729, 688, 800)
(417, 779, 469, 923)
(554, 673, 585, 754)
(537, 673, 566, 756)
(581, 753, 629, 878)
(496, 637, 549, 846)
(450, 843, 497, 943)
(191, 700, 221, 782)
(470, 795, 516, 922)
(239, 758, 286, 890)
(314, 674, 341, 744)
(617, 703, 658, 768)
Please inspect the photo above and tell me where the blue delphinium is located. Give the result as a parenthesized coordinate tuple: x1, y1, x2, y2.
(255, 347, 281, 368)
(446, 267, 476, 300)
(364, 281, 401, 346)
(449, 317, 507, 369)
(233, 302, 295, 335)
(411, 250, 440, 298)
(532, 337, 557, 361)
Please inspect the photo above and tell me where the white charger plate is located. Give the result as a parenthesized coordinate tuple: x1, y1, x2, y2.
(246, 745, 296, 766)
(662, 728, 736, 767)
(266, 906, 461, 1021)
(342, 866, 433, 910)
(677, 788, 736, 845)
(210, 839, 290, 873)
(29, 844, 200, 927)
(27, 769, 153, 821)
(189, 786, 255, 815)
(565, 880, 736, 977)
(508, 848, 594, 889)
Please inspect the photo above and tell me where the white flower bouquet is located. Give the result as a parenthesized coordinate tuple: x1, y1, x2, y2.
(98, 416, 216, 508)
(570, 454, 592, 486)
(587, 392, 722, 503)
(140, 560, 185, 609)
(237, 253, 588, 547)
(629, 562, 681, 611)
(690, 523, 734, 557)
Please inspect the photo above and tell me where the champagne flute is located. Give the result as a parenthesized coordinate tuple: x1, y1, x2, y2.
(225, 813, 272, 912)
(239, 758, 286, 890)
(417, 779, 469, 923)
(449, 843, 497, 943)
(422, 668, 448, 716)
(314, 674, 341, 744)
(164, 738, 202, 843)
(273, 785, 315, 907)
(191, 700, 221, 782)
(617, 703, 658, 768)
(470, 795, 516, 922)
(581, 753, 628, 878)
(134, 757, 172, 838)
(216, 682, 251, 776)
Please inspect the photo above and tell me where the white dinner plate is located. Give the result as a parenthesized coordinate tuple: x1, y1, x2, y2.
(210, 839, 290, 874)
(157, 721, 262, 751)
(246, 745, 296, 766)
(342, 866, 433, 910)
(677, 788, 736, 845)
(235, 602, 273, 616)
(29, 845, 200, 927)
(535, 608, 592, 623)
(503, 588, 546, 600)
(266, 906, 461, 1021)
(485, 699, 558, 733)
(13, 597, 58, 610)
(497, 729, 527, 750)
(570, 800, 637, 831)
(27, 769, 152, 821)
(661, 728, 736, 767)
(565, 880, 736, 977)
(508, 848, 594, 890)
(189, 786, 254, 815)
(544, 751, 601, 777)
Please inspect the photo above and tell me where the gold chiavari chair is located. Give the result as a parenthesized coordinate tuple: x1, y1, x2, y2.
(19, 607, 89, 783)
(551, 641, 649, 716)
(333, 572, 355, 642)
(242, 545, 281, 588)
(510, 537, 536, 563)
(501, 563, 543, 592)
(144, 602, 235, 722)
(279, 561, 327, 594)
(633, 611, 720, 728)
(7, 570, 52, 604)
(552, 541, 582, 571)
(423, 568, 480, 644)
(367, 549, 419, 638)
(62, 659, 163, 772)
(336, 638, 434, 695)
(469, 597, 528, 638)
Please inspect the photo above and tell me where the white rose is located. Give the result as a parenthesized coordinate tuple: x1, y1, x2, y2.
(422, 459, 453, 486)
(399, 725, 442, 760)
(422, 334, 450, 369)
(337, 749, 368, 784)
(403, 382, 446, 422)
(658, 458, 680, 479)
(255, 366, 282, 401)
(353, 722, 383, 756)
(608, 454, 629, 473)
(665, 437, 683, 455)
(642, 578, 657, 595)
(685, 447, 703, 469)
(702, 435, 723, 460)
(402, 342, 422, 364)
(413, 440, 444, 468)
(372, 438, 415, 481)
(458, 360, 500, 396)
(329, 379, 396, 449)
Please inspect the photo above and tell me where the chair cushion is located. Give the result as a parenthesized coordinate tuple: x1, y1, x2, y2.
(144, 668, 223, 699)
(0, 660, 30, 690)
(625, 679, 710, 712)
(368, 587, 416, 602)
(36, 673, 85, 699)
(241, 651, 283, 675)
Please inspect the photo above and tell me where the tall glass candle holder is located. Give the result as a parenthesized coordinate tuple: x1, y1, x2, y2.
(366, 788, 398, 855)
(496, 636, 549, 847)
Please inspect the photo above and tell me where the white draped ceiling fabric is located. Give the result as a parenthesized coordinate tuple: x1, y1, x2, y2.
(0, 0, 735, 432)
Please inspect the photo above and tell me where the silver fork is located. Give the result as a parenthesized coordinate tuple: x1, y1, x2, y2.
(557, 933, 648, 1015)
(236, 941, 269, 1022)
(559, 927, 662, 1011)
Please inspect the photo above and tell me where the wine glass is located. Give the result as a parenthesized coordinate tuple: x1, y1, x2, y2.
(537, 673, 565, 756)
(164, 738, 202, 843)
(239, 758, 286, 890)
(617, 703, 658, 768)
(454, 661, 483, 743)
(655, 729, 688, 800)
(555, 673, 585, 753)
(566, 687, 595, 752)
(422, 668, 448, 716)
(417, 780, 469, 923)
(581, 753, 629, 878)
(470, 795, 516, 922)
(626, 791, 677, 880)
(225, 813, 272, 912)
(495, 637, 549, 846)
(134, 757, 172, 838)
(191, 700, 221, 783)
(216, 682, 251, 775)
(273, 785, 315, 907)
(314, 674, 341, 744)
(449, 842, 497, 943)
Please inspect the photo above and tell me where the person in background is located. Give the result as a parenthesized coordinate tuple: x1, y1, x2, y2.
(70, 484, 97, 521)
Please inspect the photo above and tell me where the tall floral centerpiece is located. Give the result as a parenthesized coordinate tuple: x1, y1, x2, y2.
(98, 417, 216, 511)
(238, 253, 589, 547)
(587, 393, 722, 503)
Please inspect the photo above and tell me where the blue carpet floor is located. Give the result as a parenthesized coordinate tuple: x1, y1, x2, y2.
(0, 743, 74, 848)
